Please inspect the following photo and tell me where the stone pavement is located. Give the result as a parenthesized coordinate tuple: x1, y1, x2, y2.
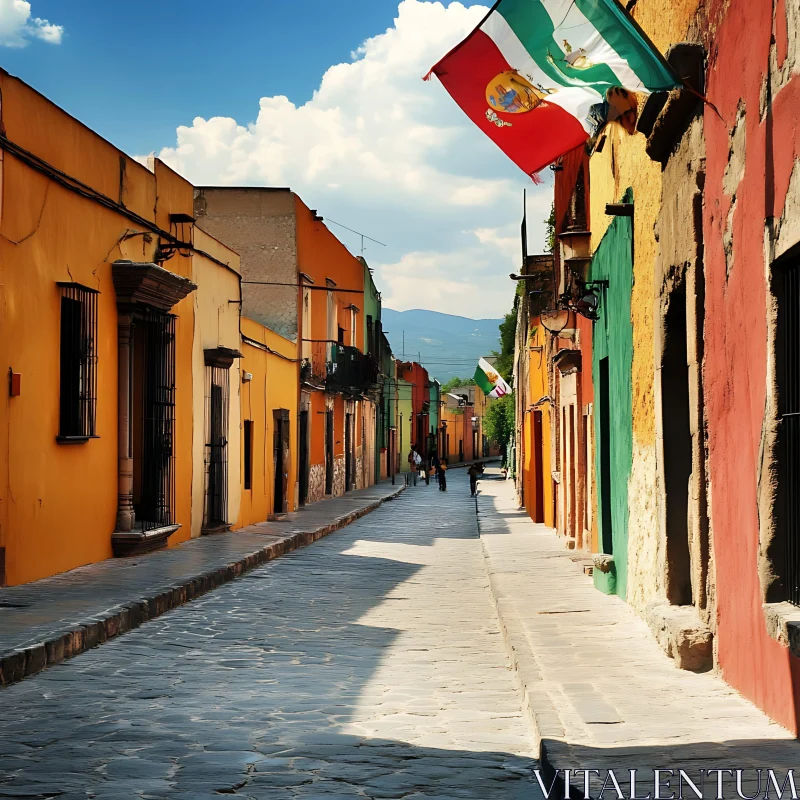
(0, 478, 543, 799)
(0, 482, 403, 687)
(476, 469, 800, 797)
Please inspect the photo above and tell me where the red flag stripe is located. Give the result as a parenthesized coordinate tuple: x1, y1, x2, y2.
(432, 29, 588, 177)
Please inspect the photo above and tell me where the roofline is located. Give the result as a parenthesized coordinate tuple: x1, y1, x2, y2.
(0, 67, 154, 183)
(194, 186, 292, 193)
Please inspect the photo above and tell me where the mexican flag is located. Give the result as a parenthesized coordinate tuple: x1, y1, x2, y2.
(475, 358, 512, 399)
(426, 0, 679, 177)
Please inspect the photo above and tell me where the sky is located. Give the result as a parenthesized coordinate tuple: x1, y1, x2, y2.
(0, 0, 553, 318)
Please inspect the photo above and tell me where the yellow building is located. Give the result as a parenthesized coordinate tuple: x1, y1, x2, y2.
(237, 318, 299, 526)
(0, 71, 241, 585)
(189, 225, 243, 537)
(523, 319, 555, 527)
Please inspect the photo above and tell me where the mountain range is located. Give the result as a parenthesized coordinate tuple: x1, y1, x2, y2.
(381, 308, 502, 384)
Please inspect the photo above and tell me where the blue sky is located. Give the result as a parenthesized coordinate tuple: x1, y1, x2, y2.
(3, 1, 480, 155)
(1, 0, 551, 317)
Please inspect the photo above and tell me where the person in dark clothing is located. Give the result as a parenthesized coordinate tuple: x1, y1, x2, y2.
(468, 463, 480, 497)
(437, 459, 448, 491)
(431, 456, 441, 488)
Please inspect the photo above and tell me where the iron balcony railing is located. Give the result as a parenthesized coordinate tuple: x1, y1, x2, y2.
(301, 340, 379, 393)
(327, 343, 379, 393)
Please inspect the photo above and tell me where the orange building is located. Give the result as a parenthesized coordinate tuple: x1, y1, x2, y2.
(0, 71, 242, 585)
(194, 188, 376, 508)
(441, 391, 475, 465)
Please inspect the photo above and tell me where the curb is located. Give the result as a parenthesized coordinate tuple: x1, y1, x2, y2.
(475, 495, 569, 793)
(0, 486, 405, 688)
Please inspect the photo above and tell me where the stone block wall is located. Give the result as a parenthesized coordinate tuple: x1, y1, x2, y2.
(194, 188, 298, 341)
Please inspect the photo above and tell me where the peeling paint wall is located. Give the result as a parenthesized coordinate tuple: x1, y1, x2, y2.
(587, 0, 706, 611)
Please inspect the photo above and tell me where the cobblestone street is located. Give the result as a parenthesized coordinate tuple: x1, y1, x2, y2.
(0, 480, 540, 799)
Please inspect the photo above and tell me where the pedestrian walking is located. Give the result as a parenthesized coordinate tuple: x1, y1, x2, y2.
(408, 446, 419, 486)
(468, 463, 480, 497)
(431, 456, 441, 488)
(438, 458, 448, 492)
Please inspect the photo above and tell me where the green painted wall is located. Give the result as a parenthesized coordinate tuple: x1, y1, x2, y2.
(362, 261, 383, 482)
(362, 259, 382, 356)
(429, 381, 440, 444)
(397, 378, 414, 473)
(591, 188, 634, 599)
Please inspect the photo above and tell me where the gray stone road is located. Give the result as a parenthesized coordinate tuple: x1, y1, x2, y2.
(0, 482, 541, 799)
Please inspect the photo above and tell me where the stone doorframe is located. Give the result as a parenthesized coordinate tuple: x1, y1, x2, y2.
(110, 260, 196, 558)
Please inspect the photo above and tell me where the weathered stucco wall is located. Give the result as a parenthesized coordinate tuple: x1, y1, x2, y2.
(589, 123, 662, 608)
(702, 0, 800, 733)
(586, 0, 705, 610)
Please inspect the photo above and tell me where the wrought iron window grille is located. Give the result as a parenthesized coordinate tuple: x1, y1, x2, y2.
(137, 310, 178, 534)
(57, 282, 99, 443)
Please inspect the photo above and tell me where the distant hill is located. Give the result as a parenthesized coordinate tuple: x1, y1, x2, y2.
(382, 308, 502, 384)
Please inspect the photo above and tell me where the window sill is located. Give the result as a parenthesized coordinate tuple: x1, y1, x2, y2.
(56, 435, 99, 445)
(764, 602, 800, 658)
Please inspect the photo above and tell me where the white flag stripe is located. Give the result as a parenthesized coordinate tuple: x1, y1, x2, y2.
(480, 11, 602, 134)
(537, 0, 649, 92)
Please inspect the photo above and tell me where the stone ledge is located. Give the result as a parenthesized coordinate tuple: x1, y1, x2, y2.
(592, 553, 614, 572)
(111, 524, 180, 557)
(764, 602, 800, 657)
(645, 602, 713, 672)
(0, 485, 404, 688)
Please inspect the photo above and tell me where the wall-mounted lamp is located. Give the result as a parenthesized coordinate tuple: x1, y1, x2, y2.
(242, 371, 253, 383)
(558, 229, 592, 284)
(561, 280, 609, 322)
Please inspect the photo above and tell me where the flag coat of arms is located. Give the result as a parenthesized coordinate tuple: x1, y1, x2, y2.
(475, 358, 512, 399)
(427, 0, 679, 177)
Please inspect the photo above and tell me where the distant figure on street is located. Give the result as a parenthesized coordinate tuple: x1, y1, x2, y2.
(438, 458, 448, 492)
(468, 463, 481, 497)
(431, 456, 441, 488)
(408, 446, 419, 486)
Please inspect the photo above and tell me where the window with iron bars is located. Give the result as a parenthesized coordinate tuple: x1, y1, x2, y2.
(778, 259, 800, 605)
(57, 282, 99, 442)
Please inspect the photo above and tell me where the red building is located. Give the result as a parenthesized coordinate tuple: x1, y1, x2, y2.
(700, 0, 800, 732)
(397, 361, 432, 460)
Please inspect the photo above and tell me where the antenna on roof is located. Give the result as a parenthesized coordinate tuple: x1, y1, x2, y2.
(326, 218, 387, 256)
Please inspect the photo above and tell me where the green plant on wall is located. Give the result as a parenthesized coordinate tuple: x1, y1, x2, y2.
(484, 394, 514, 447)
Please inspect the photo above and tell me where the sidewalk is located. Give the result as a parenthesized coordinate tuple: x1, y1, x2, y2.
(476, 470, 799, 796)
(0, 482, 403, 687)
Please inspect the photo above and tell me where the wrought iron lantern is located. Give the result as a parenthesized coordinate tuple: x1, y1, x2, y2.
(555, 229, 609, 322)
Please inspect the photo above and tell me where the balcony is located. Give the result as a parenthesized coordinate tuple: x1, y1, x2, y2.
(327, 343, 378, 394)
(301, 341, 378, 393)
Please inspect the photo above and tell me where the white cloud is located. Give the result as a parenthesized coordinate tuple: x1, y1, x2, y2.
(372, 215, 549, 318)
(0, 0, 63, 47)
(152, 0, 554, 317)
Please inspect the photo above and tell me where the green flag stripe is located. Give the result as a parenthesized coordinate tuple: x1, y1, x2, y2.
(573, 0, 676, 91)
(474, 366, 495, 396)
(496, 0, 629, 93)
